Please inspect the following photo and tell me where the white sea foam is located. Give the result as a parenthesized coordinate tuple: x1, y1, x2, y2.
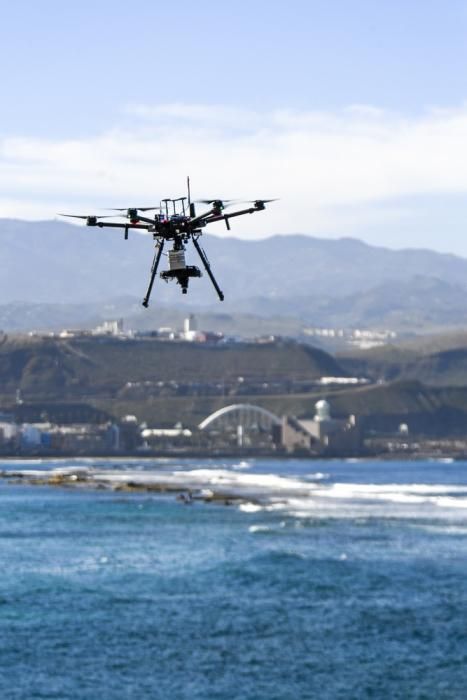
(319, 483, 467, 497)
(232, 461, 252, 470)
(411, 523, 467, 535)
(249, 525, 273, 533)
(6, 463, 467, 520)
(239, 503, 264, 513)
(430, 496, 467, 509)
(253, 479, 467, 519)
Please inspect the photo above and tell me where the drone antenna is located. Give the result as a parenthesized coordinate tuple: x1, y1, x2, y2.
(187, 175, 196, 217)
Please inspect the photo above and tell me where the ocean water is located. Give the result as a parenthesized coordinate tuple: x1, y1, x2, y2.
(1, 458, 467, 699)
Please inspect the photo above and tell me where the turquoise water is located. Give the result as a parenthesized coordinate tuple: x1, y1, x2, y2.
(1, 458, 467, 699)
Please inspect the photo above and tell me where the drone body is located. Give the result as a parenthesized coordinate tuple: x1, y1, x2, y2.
(61, 179, 275, 308)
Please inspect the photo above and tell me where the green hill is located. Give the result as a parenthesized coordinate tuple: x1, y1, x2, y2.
(339, 336, 467, 386)
(0, 335, 345, 401)
(89, 380, 467, 435)
(3, 333, 467, 437)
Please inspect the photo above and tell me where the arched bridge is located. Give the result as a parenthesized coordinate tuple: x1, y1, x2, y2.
(199, 404, 282, 432)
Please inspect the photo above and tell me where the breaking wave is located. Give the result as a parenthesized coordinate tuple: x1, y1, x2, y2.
(5, 460, 467, 521)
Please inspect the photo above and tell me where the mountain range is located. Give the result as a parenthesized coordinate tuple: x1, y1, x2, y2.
(2, 218, 467, 333)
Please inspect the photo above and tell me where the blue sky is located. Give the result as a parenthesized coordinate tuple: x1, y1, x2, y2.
(1, 0, 467, 254)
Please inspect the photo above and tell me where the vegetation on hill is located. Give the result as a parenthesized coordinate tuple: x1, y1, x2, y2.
(0, 336, 345, 401)
(3, 332, 467, 436)
(89, 380, 467, 434)
(339, 339, 467, 386)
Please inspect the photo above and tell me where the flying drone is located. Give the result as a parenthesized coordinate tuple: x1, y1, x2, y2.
(60, 179, 275, 308)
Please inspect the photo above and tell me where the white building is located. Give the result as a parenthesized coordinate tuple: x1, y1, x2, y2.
(281, 400, 361, 454)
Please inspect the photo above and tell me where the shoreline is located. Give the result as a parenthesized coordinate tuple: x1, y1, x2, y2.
(0, 463, 321, 505)
(0, 450, 464, 462)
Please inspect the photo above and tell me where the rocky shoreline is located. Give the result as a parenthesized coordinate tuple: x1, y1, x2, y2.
(0, 464, 315, 506)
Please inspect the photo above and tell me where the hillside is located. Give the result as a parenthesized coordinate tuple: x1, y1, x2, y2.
(309, 380, 467, 437)
(3, 219, 467, 333)
(297, 276, 467, 332)
(0, 335, 345, 401)
(0, 300, 308, 339)
(2, 334, 467, 434)
(91, 380, 467, 434)
(339, 337, 467, 387)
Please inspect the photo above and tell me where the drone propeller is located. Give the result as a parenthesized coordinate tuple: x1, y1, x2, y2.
(195, 199, 239, 206)
(58, 214, 115, 220)
(229, 198, 278, 210)
(244, 199, 279, 205)
(196, 198, 278, 209)
(108, 207, 161, 212)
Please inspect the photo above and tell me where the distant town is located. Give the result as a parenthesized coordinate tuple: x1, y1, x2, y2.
(26, 314, 398, 351)
(0, 315, 465, 460)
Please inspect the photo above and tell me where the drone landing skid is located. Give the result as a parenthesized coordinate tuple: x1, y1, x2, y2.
(142, 237, 224, 307)
(142, 239, 165, 308)
(192, 237, 224, 302)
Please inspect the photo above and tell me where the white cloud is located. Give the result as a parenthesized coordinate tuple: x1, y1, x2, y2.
(2, 103, 467, 244)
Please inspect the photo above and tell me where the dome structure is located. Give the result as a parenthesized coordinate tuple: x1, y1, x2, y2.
(314, 399, 331, 422)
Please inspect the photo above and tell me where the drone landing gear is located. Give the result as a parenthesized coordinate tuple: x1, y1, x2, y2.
(142, 239, 165, 308)
(192, 237, 224, 301)
(142, 236, 225, 308)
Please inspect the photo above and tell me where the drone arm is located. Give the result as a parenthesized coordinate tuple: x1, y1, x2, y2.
(91, 221, 152, 231)
(189, 206, 217, 226)
(192, 237, 224, 301)
(214, 206, 258, 223)
(131, 214, 156, 225)
(142, 238, 165, 308)
(200, 206, 259, 229)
